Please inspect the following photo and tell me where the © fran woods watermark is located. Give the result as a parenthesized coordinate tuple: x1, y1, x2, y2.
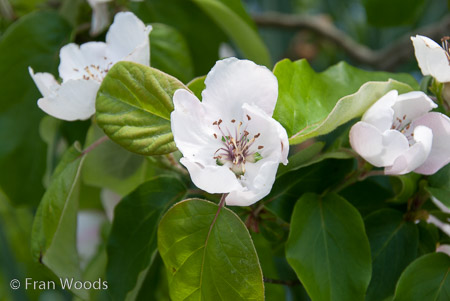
(9, 278, 108, 291)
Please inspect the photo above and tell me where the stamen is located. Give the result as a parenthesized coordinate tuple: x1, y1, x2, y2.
(441, 36, 450, 64)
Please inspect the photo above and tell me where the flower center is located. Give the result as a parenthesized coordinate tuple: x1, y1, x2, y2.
(73, 58, 113, 82)
(442, 36, 450, 64)
(212, 115, 263, 177)
(391, 114, 415, 145)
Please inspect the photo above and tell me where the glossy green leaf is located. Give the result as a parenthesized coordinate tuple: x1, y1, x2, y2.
(364, 209, 419, 301)
(187, 75, 206, 101)
(107, 176, 187, 301)
(0, 11, 71, 205)
(340, 179, 391, 218)
(82, 124, 156, 196)
(96, 61, 184, 156)
(266, 159, 353, 222)
(31, 145, 87, 299)
(427, 164, 450, 209)
(192, 0, 271, 67)
(273, 59, 417, 144)
(158, 199, 264, 301)
(286, 193, 372, 301)
(363, 0, 425, 27)
(393, 253, 450, 301)
(150, 23, 194, 83)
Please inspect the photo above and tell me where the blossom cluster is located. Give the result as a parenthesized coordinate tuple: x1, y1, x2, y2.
(29, 11, 449, 209)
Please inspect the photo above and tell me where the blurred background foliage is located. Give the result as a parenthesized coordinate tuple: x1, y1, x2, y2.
(0, 0, 449, 300)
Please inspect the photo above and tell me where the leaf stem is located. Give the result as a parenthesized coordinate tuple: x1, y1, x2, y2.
(80, 135, 109, 157)
(205, 194, 227, 243)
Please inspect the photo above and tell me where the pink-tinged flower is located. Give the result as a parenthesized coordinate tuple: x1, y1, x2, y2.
(76, 211, 106, 269)
(171, 58, 289, 206)
(411, 35, 450, 84)
(29, 12, 151, 121)
(350, 90, 450, 175)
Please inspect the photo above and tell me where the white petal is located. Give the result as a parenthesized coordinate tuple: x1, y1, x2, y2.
(106, 12, 152, 66)
(436, 245, 450, 255)
(180, 158, 243, 194)
(88, 0, 111, 36)
(411, 35, 450, 83)
(202, 57, 278, 117)
(29, 67, 59, 97)
(37, 79, 99, 121)
(77, 210, 106, 269)
(350, 122, 409, 167)
(225, 158, 279, 206)
(362, 90, 397, 131)
(242, 103, 289, 165)
(427, 214, 450, 237)
(413, 112, 450, 175)
(58, 42, 108, 82)
(392, 91, 437, 125)
(171, 89, 221, 166)
(100, 189, 121, 221)
(385, 126, 433, 175)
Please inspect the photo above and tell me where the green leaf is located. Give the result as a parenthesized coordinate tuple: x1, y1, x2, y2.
(393, 253, 450, 301)
(150, 23, 194, 83)
(427, 164, 450, 209)
(96, 61, 185, 156)
(0, 11, 71, 205)
(131, 0, 227, 76)
(107, 176, 187, 301)
(158, 199, 264, 301)
(340, 179, 391, 218)
(388, 173, 421, 204)
(273, 59, 417, 144)
(286, 193, 372, 301)
(82, 124, 156, 196)
(31, 145, 87, 299)
(363, 0, 425, 27)
(276, 141, 352, 177)
(192, 0, 271, 67)
(266, 159, 354, 222)
(187, 75, 206, 101)
(364, 209, 419, 301)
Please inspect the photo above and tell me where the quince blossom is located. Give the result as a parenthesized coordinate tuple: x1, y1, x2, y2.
(29, 12, 151, 121)
(411, 35, 450, 84)
(171, 58, 289, 206)
(350, 90, 450, 175)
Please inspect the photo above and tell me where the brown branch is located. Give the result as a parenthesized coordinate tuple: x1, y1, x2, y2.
(253, 12, 450, 70)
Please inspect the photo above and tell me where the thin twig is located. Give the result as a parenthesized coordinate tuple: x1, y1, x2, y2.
(253, 12, 450, 70)
(263, 277, 301, 286)
(166, 153, 189, 176)
(80, 135, 109, 157)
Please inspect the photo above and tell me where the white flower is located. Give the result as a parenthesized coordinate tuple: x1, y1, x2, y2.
(411, 35, 450, 83)
(171, 58, 289, 206)
(29, 12, 152, 121)
(87, 0, 144, 36)
(350, 90, 450, 175)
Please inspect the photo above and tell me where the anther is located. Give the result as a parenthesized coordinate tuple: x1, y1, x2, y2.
(258, 146, 264, 149)
(231, 119, 236, 123)
(247, 114, 251, 121)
